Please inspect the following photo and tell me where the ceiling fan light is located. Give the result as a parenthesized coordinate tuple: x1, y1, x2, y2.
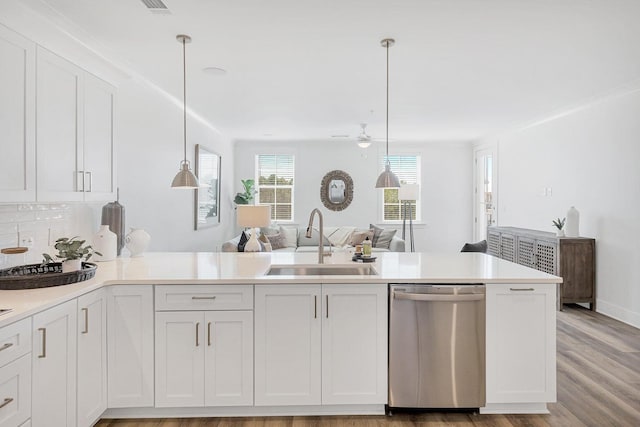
(357, 141, 372, 148)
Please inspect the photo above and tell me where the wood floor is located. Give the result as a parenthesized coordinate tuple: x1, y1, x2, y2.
(97, 305, 640, 427)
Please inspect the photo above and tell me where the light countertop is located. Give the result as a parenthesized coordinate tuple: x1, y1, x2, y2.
(0, 251, 561, 327)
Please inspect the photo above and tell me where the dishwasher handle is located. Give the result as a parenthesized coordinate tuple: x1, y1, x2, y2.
(393, 291, 484, 302)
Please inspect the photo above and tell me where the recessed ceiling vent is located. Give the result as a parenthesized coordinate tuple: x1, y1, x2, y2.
(140, 0, 171, 13)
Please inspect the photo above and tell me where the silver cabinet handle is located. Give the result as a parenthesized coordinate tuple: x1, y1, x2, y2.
(207, 322, 212, 347)
(393, 292, 485, 302)
(195, 322, 200, 347)
(510, 288, 535, 292)
(314, 296, 317, 319)
(38, 328, 46, 358)
(0, 343, 13, 352)
(191, 296, 216, 300)
(0, 397, 14, 409)
(81, 308, 89, 334)
(77, 171, 85, 192)
(326, 295, 329, 318)
(85, 171, 92, 192)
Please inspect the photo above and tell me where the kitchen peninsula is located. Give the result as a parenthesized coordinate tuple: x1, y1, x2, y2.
(0, 252, 561, 426)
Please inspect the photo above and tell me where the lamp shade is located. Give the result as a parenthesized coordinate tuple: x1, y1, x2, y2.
(171, 161, 199, 189)
(375, 163, 401, 188)
(398, 184, 419, 201)
(237, 205, 272, 228)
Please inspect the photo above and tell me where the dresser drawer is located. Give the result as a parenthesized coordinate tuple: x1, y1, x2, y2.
(0, 319, 31, 369)
(0, 354, 31, 427)
(155, 285, 253, 311)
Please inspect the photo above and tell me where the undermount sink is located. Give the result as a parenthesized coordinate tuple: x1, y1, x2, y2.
(265, 264, 378, 276)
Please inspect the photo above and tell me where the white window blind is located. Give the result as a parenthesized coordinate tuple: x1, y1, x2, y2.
(256, 154, 294, 221)
(380, 155, 421, 221)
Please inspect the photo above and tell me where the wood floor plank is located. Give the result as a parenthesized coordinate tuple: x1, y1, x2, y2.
(97, 305, 640, 427)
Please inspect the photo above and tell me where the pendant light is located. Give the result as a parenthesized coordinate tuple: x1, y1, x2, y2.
(171, 34, 200, 189)
(375, 38, 401, 189)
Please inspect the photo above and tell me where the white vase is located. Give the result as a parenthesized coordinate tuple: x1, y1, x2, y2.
(62, 259, 82, 273)
(125, 228, 151, 257)
(556, 229, 565, 237)
(93, 225, 117, 261)
(566, 206, 580, 237)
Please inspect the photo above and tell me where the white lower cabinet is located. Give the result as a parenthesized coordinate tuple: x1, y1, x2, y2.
(106, 286, 154, 408)
(31, 300, 77, 427)
(77, 289, 107, 427)
(254, 284, 388, 406)
(155, 311, 253, 407)
(486, 283, 556, 405)
(0, 354, 31, 427)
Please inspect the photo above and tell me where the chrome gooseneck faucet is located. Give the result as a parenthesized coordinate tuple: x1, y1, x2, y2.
(306, 208, 329, 264)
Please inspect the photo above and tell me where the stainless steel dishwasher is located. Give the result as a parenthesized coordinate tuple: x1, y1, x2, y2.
(388, 284, 486, 409)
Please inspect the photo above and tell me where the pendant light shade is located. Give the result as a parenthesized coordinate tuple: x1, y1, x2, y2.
(171, 34, 199, 189)
(375, 38, 400, 189)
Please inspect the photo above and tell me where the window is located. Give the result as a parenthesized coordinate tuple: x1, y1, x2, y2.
(380, 155, 421, 221)
(256, 154, 294, 221)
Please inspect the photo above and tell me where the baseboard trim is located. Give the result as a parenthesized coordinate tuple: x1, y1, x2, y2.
(597, 299, 640, 329)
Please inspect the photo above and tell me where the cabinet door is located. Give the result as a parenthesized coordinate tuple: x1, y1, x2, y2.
(32, 299, 77, 427)
(0, 25, 35, 202)
(83, 74, 115, 202)
(77, 290, 106, 427)
(486, 228, 501, 257)
(486, 283, 556, 404)
(516, 236, 536, 268)
(0, 354, 31, 427)
(155, 312, 204, 407)
(204, 311, 253, 406)
(254, 284, 321, 406)
(106, 286, 154, 408)
(499, 233, 516, 262)
(321, 284, 387, 405)
(36, 47, 84, 202)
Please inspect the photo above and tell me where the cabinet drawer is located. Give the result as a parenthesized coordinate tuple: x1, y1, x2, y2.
(155, 285, 253, 311)
(0, 319, 31, 369)
(0, 354, 31, 427)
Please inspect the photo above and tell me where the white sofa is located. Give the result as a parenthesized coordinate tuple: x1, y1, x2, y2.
(222, 225, 405, 253)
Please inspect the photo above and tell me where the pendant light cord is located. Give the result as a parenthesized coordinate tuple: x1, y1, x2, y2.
(182, 36, 187, 163)
(385, 41, 390, 165)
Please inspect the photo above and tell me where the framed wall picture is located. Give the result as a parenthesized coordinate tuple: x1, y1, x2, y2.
(194, 144, 221, 229)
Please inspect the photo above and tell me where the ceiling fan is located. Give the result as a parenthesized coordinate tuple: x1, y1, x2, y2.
(357, 123, 372, 148)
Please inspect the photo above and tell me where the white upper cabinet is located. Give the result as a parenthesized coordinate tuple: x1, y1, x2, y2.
(36, 46, 116, 202)
(0, 25, 36, 202)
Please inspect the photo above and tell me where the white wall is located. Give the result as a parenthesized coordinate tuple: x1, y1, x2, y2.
(479, 88, 640, 328)
(234, 140, 473, 252)
(115, 78, 235, 252)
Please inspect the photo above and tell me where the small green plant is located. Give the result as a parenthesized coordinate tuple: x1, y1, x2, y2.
(234, 179, 256, 205)
(42, 237, 101, 263)
(552, 217, 566, 230)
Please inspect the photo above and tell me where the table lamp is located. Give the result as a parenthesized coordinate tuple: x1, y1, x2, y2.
(398, 184, 419, 252)
(237, 205, 272, 252)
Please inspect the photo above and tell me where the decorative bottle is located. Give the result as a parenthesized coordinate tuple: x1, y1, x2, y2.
(362, 236, 372, 257)
(93, 225, 117, 261)
(565, 206, 580, 237)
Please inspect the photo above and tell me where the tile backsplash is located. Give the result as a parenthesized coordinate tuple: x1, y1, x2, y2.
(0, 203, 93, 267)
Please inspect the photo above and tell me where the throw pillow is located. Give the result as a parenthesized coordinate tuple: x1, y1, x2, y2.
(349, 229, 374, 246)
(370, 224, 397, 249)
(237, 230, 248, 252)
(279, 226, 298, 248)
(266, 232, 288, 250)
(461, 240, 488, 253)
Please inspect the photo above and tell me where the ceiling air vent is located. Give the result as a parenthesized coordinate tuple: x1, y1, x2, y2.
(140, 0, 170, 13)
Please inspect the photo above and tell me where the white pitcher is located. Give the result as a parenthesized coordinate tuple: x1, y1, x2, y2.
(93, 225, 117, 261)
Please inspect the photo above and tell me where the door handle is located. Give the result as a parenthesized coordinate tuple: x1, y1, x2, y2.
(81, 307, 89, 334)
(326, 295, 329, 318)
(207, 322, 212, 347)
(195, 323, 200, 347)
(509, 288, 535, 292)
(314, 296, 317, 319)
(0, 397, 14, 409)
(76, 171, 85, 192)
(85, 171, 92, 192)
(393, 292, 485, 302)
(191, 296, 216, 300)
(0, 343, 13, 352)
(38, 328, 46, 358)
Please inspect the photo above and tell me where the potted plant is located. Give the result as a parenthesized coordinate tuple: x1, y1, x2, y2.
(42, 236, 101, 273)
(552, 218, 566, 237)
(234, 179, 256, 205)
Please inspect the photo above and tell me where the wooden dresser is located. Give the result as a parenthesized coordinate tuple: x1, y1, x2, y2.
(487, 226, 596, 310)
